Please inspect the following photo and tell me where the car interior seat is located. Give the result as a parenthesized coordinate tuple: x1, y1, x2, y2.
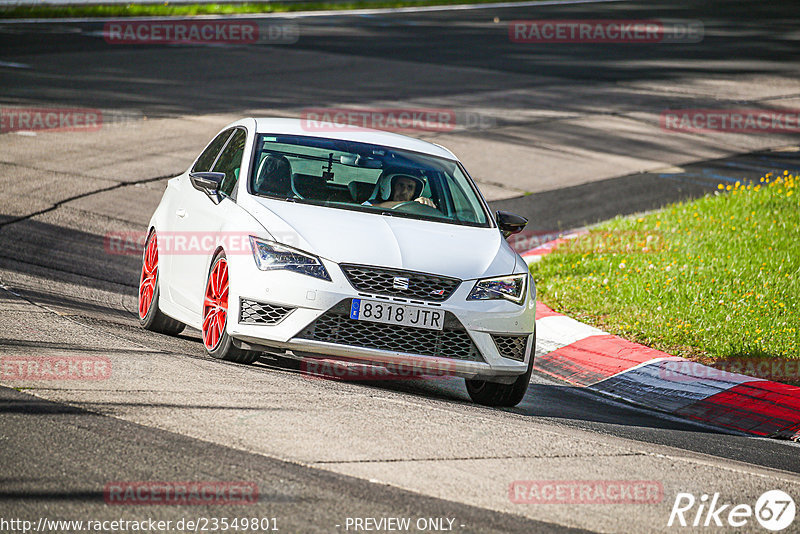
(254, 154, 292, 196)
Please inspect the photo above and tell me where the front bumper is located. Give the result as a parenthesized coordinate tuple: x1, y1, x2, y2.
(227, 255, 536, 381)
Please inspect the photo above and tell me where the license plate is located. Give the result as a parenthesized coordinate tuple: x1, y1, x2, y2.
(349, 299, 444, 331)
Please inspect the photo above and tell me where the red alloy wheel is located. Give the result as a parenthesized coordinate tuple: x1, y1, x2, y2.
(202, 256, 229, 350)
(138, 232, 158, 320)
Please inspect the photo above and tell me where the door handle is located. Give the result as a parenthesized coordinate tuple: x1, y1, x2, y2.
(176, 208, 186, 218)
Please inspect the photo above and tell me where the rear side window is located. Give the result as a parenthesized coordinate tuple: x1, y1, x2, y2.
(213, 129, 247, 197)
(192, 129, 233, 172)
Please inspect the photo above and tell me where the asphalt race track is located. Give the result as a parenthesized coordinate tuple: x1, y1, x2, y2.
(1, 0, 800, 532)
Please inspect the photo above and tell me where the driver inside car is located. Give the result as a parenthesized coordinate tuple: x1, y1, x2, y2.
(365, 173, 436, 209)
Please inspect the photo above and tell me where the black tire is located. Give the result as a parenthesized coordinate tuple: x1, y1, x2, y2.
(465, 330, 536, 407)
(206, 331, 261, 365)
(141, 282, 186, 336)
(203, 251, 260, 365)
(139, 230, 186, 336)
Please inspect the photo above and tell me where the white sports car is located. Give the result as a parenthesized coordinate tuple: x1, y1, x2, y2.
(139, 118, 536, 406)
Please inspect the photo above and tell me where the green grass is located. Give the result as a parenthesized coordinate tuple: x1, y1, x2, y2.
(530, 171, 799, 364)
(0, 0, 531, 19)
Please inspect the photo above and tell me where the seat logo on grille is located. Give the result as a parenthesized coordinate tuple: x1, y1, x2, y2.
(393, 276, 410, 290)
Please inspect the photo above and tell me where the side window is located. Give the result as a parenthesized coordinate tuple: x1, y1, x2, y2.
(192, 129, 233, 173)
(213, 128, 247, 198)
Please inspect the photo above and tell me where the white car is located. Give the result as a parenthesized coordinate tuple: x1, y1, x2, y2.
(139, 118, 536, 406)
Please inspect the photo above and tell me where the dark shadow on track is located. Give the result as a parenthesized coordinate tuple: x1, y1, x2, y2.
(248, 355, 800, 472)
(0, 386, 588, 533)
(491, 147, 800, 231)
(0, 1, 798, 117)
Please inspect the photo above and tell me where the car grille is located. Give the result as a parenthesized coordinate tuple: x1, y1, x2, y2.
(492, 334, 529, 361)
(340, 264, 460, 302)
(239, 298, 295, 325)
(296, 301, 483, 362)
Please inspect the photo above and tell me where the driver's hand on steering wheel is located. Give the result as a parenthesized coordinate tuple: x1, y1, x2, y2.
(415, 196, 436, 208)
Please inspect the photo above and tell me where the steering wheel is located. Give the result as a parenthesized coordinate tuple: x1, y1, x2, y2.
(391, 200, 441, 216)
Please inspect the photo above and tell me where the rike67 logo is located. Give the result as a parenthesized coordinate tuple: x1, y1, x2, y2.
(668, 490, 796, 531)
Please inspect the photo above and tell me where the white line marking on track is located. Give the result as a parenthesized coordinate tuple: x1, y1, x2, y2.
(0, 60, 31, 68)
(535, 315, 606, 352)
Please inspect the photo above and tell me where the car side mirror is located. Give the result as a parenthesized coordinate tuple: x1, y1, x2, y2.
(497, 210, 527, 238)
(190, 172, 225, 203)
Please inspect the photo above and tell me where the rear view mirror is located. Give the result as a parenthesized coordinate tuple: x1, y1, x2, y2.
(190, 172, 225, 203)
(339, 154, 382, 168)
(496, 210, 528, 238)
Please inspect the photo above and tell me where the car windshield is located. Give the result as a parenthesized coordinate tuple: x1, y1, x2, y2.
(250, 134, 490, 227)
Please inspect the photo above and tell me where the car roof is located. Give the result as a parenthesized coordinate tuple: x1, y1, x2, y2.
(250, 118, 458, 161)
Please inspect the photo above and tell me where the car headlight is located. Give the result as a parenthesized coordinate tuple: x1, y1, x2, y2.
(467, 274, 527, 305)
(249, 236, 331, 281)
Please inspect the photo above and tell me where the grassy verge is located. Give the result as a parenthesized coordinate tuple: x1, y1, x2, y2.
(0, 0, 529, 19)
(530, 171, 799, 364)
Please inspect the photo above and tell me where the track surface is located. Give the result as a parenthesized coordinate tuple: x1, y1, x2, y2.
(1, 1, 800, 532)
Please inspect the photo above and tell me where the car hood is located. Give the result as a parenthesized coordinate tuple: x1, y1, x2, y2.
(245, 197, 518, 280)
